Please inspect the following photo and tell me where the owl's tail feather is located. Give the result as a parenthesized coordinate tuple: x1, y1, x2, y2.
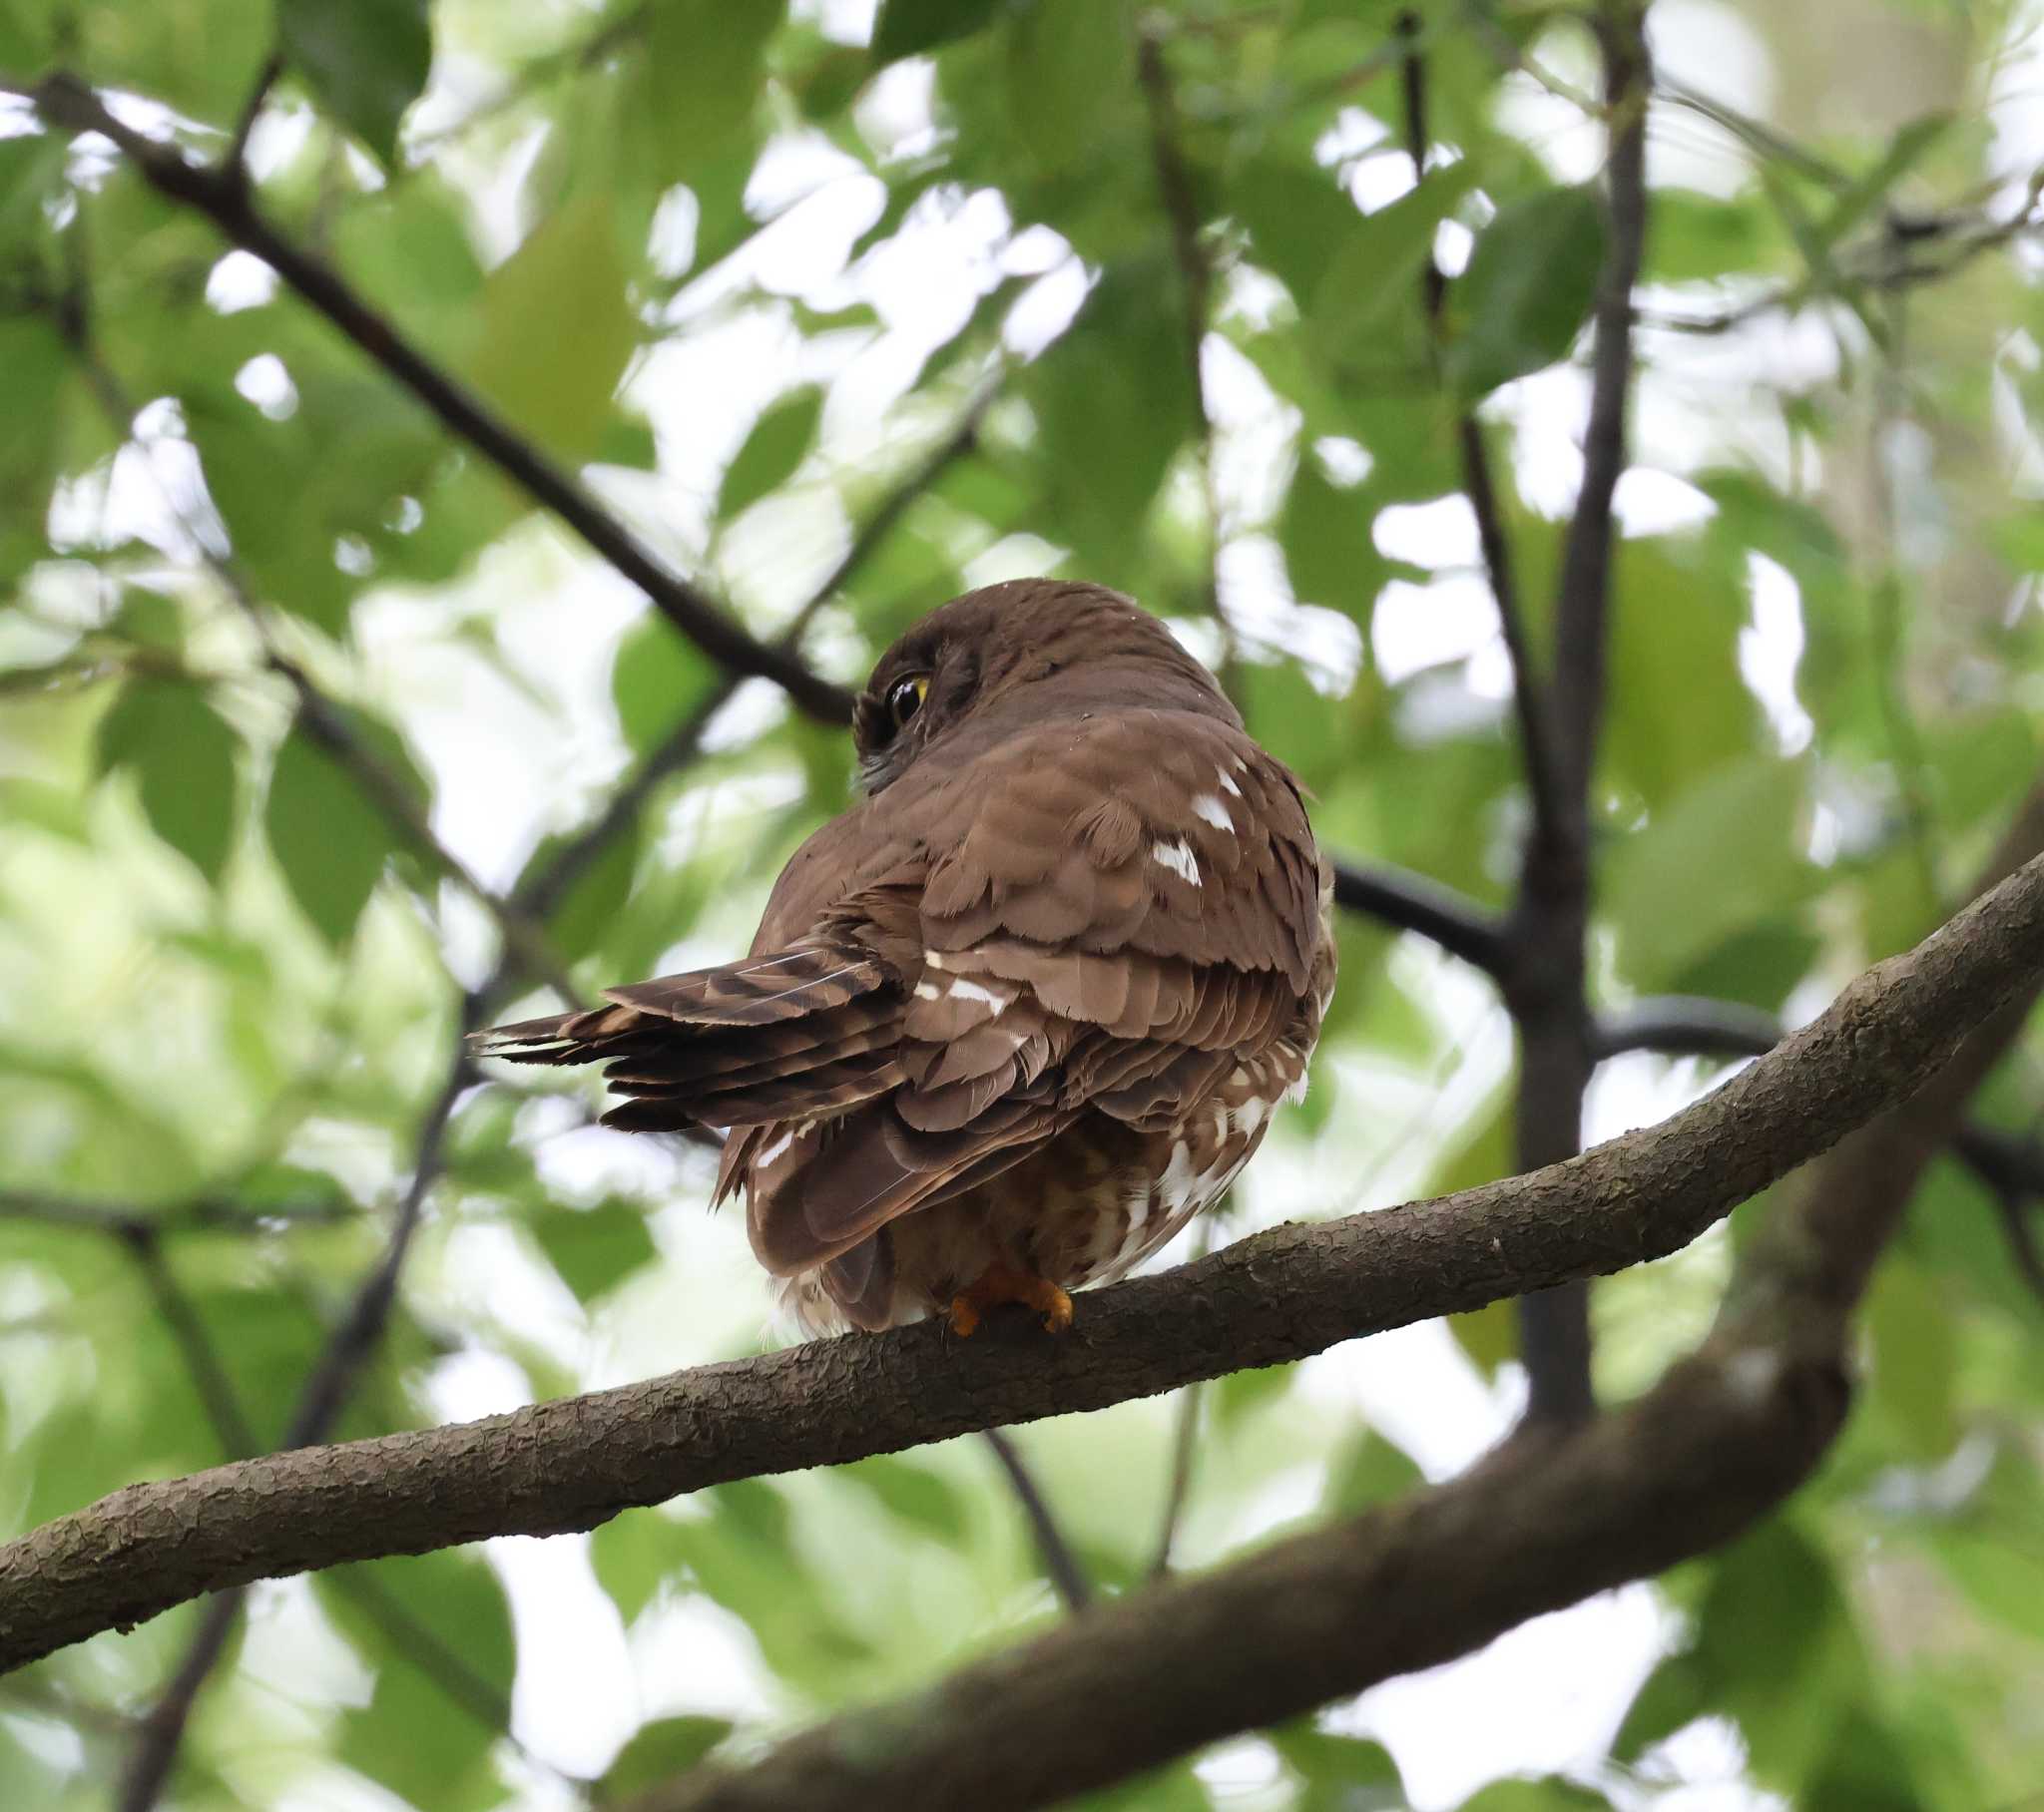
(469, 941, 905, 1133)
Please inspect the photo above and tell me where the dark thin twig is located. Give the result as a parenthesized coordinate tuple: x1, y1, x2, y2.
(222, 51, 282, 195)
(982, 1431, 1091, 1615)
(0, 1189, 356, 1235)
(1396, 11, 1560, 840)
(1148, 1222, 1215, 1579)
(117, 1031, 478, 1812)
(331, 1570, 519, 1737)
(1134, 25, 1234, 673)
(1330, 860, 1509, 974)
(1590, 996, 1780, 1062)
(121, 1229, 258, 1460)
(23, 71, 853, 728)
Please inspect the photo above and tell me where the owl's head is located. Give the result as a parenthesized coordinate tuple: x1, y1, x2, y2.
(852, 579, 1233, 792)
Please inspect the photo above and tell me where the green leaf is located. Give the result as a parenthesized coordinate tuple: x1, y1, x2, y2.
(1234, 156, 1367, 303)
(1456, 1781, 1613, 1810)
(591, 1508, 686, 1624)
(277, 0, 432, 168)
(318, 1555, 515, 1811)
(1309, 169, 1473, 366)
(1645, 187, 1778, 283)
(1603, 538, 1763, 811)
(612, 612, 721, 754)
(599, 1715, 734, 1798)
(1864, 1258, 1958, 1461)
(1025, 258, 1197, 587)
(1320, 1430, 1423, 1517)
(468, 194, 639, 458)
(264, 723, 396, 947)
(531, 1198, 658, 1303)
(1930, 1527, 2044, 1644)
(718, 388, 822, 522)
(873, 0, 1006, 63)
(840, 1454, 973, 1543)
(1447, 186, 1606, 399)
(97, 679, 240, 884)
(1602, 758, 1811, 991)
(644, 0, 783, 170)
(541, 820, 645, 966)
(1271, 1720, 1405, 1810)
(1005, 0, 1133, 177)
(1280, 456, 1388, 625)
(1686, 1521, 1868, 1790)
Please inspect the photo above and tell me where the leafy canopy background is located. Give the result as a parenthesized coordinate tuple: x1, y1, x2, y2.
(3, 0, 2044, 1807)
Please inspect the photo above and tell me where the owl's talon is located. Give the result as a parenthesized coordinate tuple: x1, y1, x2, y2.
(948, 1265, 1073, 1339)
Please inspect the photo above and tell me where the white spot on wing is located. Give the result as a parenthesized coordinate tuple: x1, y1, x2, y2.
(1190, 793, 1235, 832)
(948, 979, 1010, 1014)
(924, 950, 947, 971)
(1216, 766, 1243, 798)
(1152, 838, 1202, 887)
(913, 981, 941, 1000)
(1233, 1096, 1270, 1137)
(756, 1130, 794, 1168)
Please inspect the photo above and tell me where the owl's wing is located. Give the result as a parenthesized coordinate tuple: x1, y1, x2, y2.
(744, 709, 1328, 1291)
(474, 708, 1329, 1329)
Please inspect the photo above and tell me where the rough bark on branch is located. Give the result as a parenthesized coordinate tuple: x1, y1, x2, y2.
(4, 846, 2043, 1674)
(632, 779, 2044, 1812)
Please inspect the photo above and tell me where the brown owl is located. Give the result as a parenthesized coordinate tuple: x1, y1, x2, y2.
(477, 580, 1335, 1336)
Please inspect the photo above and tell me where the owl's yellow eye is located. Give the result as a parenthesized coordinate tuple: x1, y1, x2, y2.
(886, 674, 930, 727)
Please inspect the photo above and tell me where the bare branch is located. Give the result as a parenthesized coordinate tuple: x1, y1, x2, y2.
(115, 1034, 476, 1809)
(0, 1190, 356, 1235)
(1150, 1219, 1216, 1579)
(6, 848, 2044, 1675)
(1507, 4, 1653, 1427)
(1591, 995, 1781, 1061)
(621, 781, 2044, 1812)
(981, 1432, 1091, 1615)
(121, 1230, 258, 1460)
(1329, 860, 1508, 974)
(1135, 24, 1234, 673)
(26, 71, 854, 728)
(1396, 10, 1560, 843)
(222, 50, 282, 195)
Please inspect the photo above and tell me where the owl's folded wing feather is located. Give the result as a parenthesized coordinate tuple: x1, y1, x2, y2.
(472, 708, 1328, 1329)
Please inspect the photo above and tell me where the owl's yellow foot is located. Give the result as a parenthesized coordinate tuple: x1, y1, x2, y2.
(948, 1264, 1074, 1338)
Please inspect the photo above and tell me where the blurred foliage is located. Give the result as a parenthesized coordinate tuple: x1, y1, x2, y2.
(3, 0, 2044, 1808)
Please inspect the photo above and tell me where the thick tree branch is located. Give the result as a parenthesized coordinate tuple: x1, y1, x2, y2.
(1507, 6, 1652, 1425)
(5, 850, 2044, 1675)
(23, 71, 853, 728)
(627, 777, 2044, 1812)
(645, 1335, 1849, 1812)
